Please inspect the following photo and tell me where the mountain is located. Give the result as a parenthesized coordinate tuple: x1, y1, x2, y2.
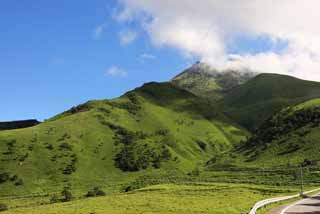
(219, 98, 320, 167)
(2, 62, 320, 199)
(222, 73, 320, 130)
(171, 62, 256, 99)
(3, 59, 320, 214)
(0, 120, 40, 131)
(172, 63, 320, 131)
(0, 82, 247, 195)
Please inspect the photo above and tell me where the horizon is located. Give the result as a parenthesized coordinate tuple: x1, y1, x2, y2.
(0, 67, 315, 123)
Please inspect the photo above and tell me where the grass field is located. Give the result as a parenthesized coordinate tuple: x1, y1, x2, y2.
(1, 182, 305, 214)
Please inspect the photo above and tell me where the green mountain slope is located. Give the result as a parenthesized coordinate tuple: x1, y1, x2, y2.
(172, 63, 320, 130)
(222, 73, 320, 130)
(218, 98, 320, 167)
(171, 62, 256, 99)
(0, 82, 247, 196)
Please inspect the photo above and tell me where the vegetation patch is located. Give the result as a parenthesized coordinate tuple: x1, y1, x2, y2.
(85, 187, 106, 197)
(114, 142, 171, 171)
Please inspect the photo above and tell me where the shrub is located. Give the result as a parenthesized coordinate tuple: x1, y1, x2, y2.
(6, 140, 16, 148)
(155, 129, 169, 136)
(124, 186, 132, 192)
(85, 187, 106, 197)
(58, 133, 71, 142)
(67, 103, 90, 114)
(196, 140, 207, 151)
(0, 204, 8, 212)
(46, 144, 54, 150)
(0, 172, 9, 183)
(188, 168, 200, 176)
(50, 194, 60, 203)
(161, 148, 172, 160)
(85, 190, 95, 197)
(9, 175, 17, 181)
(61, 187, 73, 202)
(59, 142, 72, 150)
(114, 143, 171, 171)
(95, 188, 106, 196)
(62, 163, 76, 175)
(18, 153, 28, 162)
(109, 94, 141, 115)
(14, 178, 24, 186)
(302, 159, 317, 167)
(28, 144, 34, 151)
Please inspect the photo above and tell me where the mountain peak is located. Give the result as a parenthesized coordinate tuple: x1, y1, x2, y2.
(171, 62, 257, 98)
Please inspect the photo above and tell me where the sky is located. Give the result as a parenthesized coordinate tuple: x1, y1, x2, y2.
(1, 0, 320, 121)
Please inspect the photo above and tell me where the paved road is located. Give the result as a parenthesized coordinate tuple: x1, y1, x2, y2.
(269, 194, 320, 214)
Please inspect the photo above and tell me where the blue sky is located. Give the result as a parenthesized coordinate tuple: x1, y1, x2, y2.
(0, 0, 190, 121)
(0, 0, 301, 121)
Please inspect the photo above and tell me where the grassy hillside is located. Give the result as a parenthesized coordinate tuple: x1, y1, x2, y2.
(0, 82, 247, 197)
(2, 68, 320, 213)
(172, 65, 320, 131)
(216, 98, 320, 168)
(222, 73, 320, 130)
(171, 62, 255, 99)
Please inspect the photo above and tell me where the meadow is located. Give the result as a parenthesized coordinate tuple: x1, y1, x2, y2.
(1, 182, 305, 214)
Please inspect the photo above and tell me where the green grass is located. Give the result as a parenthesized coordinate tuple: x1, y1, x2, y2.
(209, 97, 320, 170)
(293, 98, 320, 110)
(2, 71, 320, 213)
(0, 82, 247, 197)
(173, 69, 320, 131)
(222, 73, 320, 130)
(1, 183, 305, 214)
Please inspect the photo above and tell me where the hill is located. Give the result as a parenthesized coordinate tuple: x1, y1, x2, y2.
(221, 73, 320, 130)
(214, 98, 320, 168)
(171, 64, 320, 131)
(0, 120, 40, 131)
(171, 62, 256, 99)
(0, 82, 247, 196)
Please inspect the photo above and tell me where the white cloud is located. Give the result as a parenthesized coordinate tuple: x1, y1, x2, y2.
(119, 30, 137, 45)
(140, 53, 156, 60)
(93, 24, 107, 40)
(105, 66, 128, 77)
(115, 0, 320, 80)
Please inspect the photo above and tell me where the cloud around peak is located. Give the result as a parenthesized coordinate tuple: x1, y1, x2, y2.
(115, 0, 320, 80)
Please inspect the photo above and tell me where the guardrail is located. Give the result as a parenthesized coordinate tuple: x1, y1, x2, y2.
(248, 188, 320, 214)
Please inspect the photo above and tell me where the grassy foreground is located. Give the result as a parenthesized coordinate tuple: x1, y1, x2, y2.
(1, 183, 304, 214)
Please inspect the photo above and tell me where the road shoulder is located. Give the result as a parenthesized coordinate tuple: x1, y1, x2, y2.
(267, 203, 293, 214)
